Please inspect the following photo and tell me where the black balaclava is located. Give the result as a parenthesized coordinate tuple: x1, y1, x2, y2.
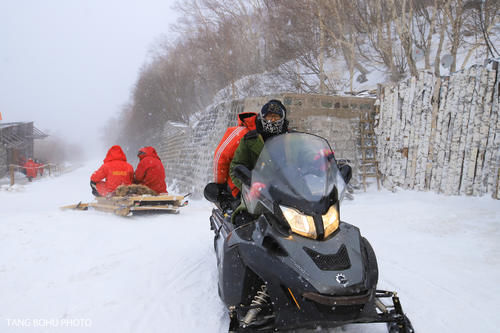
(258, 99, 288, 140)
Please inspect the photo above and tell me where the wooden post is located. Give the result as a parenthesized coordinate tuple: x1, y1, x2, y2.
(10, 165, 15, 186)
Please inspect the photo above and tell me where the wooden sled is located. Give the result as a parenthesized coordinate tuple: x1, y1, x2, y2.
(61, 194, 189, 216)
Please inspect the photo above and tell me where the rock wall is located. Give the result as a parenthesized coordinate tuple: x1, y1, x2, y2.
(377, 60, 500, 198)
(156, 94, 375, 197)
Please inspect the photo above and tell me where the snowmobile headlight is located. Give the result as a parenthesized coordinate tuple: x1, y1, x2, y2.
(280, 206, 317, 239)
(322, 205, 339, 238)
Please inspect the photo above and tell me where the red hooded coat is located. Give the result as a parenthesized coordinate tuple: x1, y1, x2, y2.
(24, 159, 38, 178)
(91, 145, 134, 196)
(213, 112, 257, 197)
(134, 146, 167, 194)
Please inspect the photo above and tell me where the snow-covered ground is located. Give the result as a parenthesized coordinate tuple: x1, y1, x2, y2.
(0, 163, 499, 333)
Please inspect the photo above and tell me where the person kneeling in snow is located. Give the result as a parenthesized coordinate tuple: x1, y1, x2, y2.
(90, 145, 134, 196)
(134, 146, 167, 194)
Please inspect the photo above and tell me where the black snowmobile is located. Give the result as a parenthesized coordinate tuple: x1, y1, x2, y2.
(204, 132, 413, 332)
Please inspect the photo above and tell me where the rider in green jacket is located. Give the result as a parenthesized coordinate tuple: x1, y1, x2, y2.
(229, 99, 289, 223)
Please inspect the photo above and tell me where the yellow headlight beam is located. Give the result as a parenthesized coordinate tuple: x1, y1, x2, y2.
(322, 205, 339, 238)
(281, 206, 317, 239)
(281, 205, 339, 239)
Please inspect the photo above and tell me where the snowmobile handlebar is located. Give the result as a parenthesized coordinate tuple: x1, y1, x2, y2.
(233, 165, 252, 187)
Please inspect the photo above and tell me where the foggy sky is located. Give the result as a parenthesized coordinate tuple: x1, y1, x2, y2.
(0, 0, 178, 157)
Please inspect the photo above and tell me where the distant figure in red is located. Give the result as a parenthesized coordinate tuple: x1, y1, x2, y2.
(134, 146, 167, 194)
(90, 145, 134, 196)
(24, 158, 38, 182)
(35, 160, 44, 176)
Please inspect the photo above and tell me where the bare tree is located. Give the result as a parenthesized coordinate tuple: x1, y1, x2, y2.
(443, 0, 465, 73)
(461, 0, 500, 67)
(352, 0, 409, 81)
(173, 0, 268, 98)
(110, 0, 500, 151)
(434, 3, 448, 76)
(411, 0, 440, 70)
(389, 0, 419, 77)
(319, 0, 370, 92)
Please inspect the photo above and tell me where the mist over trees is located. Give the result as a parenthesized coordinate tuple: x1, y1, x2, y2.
(35, 135, 86, 164)
(106, 0, 499, 150)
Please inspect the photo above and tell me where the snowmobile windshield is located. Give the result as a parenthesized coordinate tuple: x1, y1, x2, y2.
(243, 132, 346, 216)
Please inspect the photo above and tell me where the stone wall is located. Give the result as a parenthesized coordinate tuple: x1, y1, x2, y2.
(156, 94, 375, 197)
(377, 60, 500, 198)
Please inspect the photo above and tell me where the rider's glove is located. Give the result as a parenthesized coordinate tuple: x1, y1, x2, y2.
(313, 149, 335, 171)
(246, 182, 266, 201)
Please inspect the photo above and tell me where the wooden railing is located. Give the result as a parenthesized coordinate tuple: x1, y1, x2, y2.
(8, 164, 59, 186)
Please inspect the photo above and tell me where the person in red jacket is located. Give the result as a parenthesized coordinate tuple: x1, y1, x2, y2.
(24, 158, 38, 182)
(212, 112, 257, 210)
(134, 146, 167, 194)
(90, 145, 134, 196)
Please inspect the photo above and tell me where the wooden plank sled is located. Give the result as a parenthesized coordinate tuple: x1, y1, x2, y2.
(61, 194, 189, 216)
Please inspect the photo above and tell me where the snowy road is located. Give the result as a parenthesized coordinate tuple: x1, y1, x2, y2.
(1, 163, 499, 333)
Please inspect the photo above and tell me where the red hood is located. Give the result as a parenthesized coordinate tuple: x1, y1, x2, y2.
(138, 146, 161, 161)
(238, 112, 257, 130)
(104, 145, 127, 163)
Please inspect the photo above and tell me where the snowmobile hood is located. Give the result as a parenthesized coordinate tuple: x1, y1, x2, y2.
(104, 145, 128, 163)
(237, 112, 257, 130)
(137, 146, 161, 161)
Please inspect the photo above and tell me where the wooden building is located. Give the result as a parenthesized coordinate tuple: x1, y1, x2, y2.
(0, 122, 48, 178)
